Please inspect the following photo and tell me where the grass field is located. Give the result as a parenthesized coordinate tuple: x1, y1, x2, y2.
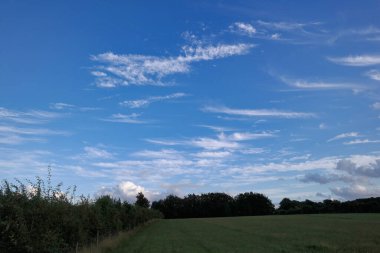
(110, 214, 380, 253)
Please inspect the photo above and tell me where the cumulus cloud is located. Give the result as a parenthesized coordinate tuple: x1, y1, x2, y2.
(336, 159, 380, 177)
(96, 181, 159, 203)
(300, 157, 380, 200)
(91, 43, 253, 87)
(330, 184, 380, 200)
(328, 55, 380, 66)
(203, 105, 315, 118)
(120, 93, 187, 108)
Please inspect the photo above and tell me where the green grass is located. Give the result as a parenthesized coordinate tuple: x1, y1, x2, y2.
(111, 214, 380, 253)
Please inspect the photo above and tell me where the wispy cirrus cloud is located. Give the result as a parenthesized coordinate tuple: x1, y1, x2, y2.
(372, 102, 380, 110)
(344, 139, 380, 145)
(328, 54, 380, 66)
(120, 92, 187, 108)
(50, 102, 101, 112)
(229, 22, 256, 36)
(257, 20, 321, 31)
(327, 132, 360, 142)
(365, 69, 380, 81)
(84, 146, 114, 159)
(91, 43, 254, 87)
(0, 107, 62, 124)
(0, 125, 69, 136)
(203, 105, 315, 118)
(101, 113, 145, 124)
(280, 77, 362, 90)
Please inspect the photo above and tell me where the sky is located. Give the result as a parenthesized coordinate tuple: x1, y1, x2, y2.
(1, 0, 380, 203)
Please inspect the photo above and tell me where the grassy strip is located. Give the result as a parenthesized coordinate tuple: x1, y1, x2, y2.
(78, 220, 158, 253)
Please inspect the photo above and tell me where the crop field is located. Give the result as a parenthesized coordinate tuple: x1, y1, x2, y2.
(111, 214, 380, 253)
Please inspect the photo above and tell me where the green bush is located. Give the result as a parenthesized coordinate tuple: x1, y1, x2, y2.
(0, 173, 162, 253)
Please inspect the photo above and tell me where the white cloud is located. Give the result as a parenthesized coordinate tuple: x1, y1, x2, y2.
(281, 77, 362, 90)
(193, 151, 231, 158)
(190, 136, 240, 150)
(328, 132, 360, 142)
(372, 102, 380, 110)
(365, 69, 380, 81)
(239, 148, 266, 154)
(102, 113, 144, 124)
(0, 107, 61, 124)
(145, 138, 182, 146)
(223, 131, 276, 141)
(91, 43, 253, 87)
(230, 22, 256, 36)
(344, 139, 380, 145)
(330, 184, 380, 200)
(271, 33, 281, 40)
(132, 149, 183, 160)
(49, 103, 75, 110)
(203, 105, 315, 118)
(328, 55, 380, 66)
(120, 93, 187, 108)
(96, 181, 159, 203)
(84, 146, 113, 159)
(0, 125, 69, 136)
(257, 20, 316, 31)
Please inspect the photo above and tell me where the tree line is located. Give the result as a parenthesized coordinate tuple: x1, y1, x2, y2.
(151, 193, 380, 219)
(0, 175, 162, 253)
(151, 192, 275, 219)
(277, 197, 380, 214)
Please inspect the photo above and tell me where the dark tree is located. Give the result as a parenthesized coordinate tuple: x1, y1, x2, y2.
(135, 192, 150, 208)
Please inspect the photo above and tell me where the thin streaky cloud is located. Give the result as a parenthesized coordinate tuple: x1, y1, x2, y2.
(229, 22, 256, 36)
(120, 93, 187, 108)
(281, 77, 362, 90)
(0, 107, 62, 124)
(366, 70, 380, 81)
(328, 132, 360, 142)
(372, 102, 380, 110)
(84, 146, 114, 159)
(0, 125, 69, 136)
(344, 139, 380, 145)
(203, 105, 316, 118)
(49, 103, 75, 110)
(328, 55, 380, 66)
(91, 43, 254, 87)
(101, 113, 145, 124)
(257, 20, 321, 31)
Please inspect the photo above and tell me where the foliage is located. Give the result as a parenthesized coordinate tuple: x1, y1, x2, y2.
(151, 192, 274, 219)
(277, 197, 380, 215)
(134, 192, 150, 208)
(0, 175, 162, 253)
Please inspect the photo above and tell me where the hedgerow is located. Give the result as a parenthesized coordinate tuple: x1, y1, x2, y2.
(0, 171, 162, 253)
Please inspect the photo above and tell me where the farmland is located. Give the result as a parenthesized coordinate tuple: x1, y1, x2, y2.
(111, 214, 380, 253)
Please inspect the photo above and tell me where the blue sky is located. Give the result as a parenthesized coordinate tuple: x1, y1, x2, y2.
(1, 0, 380, 203)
